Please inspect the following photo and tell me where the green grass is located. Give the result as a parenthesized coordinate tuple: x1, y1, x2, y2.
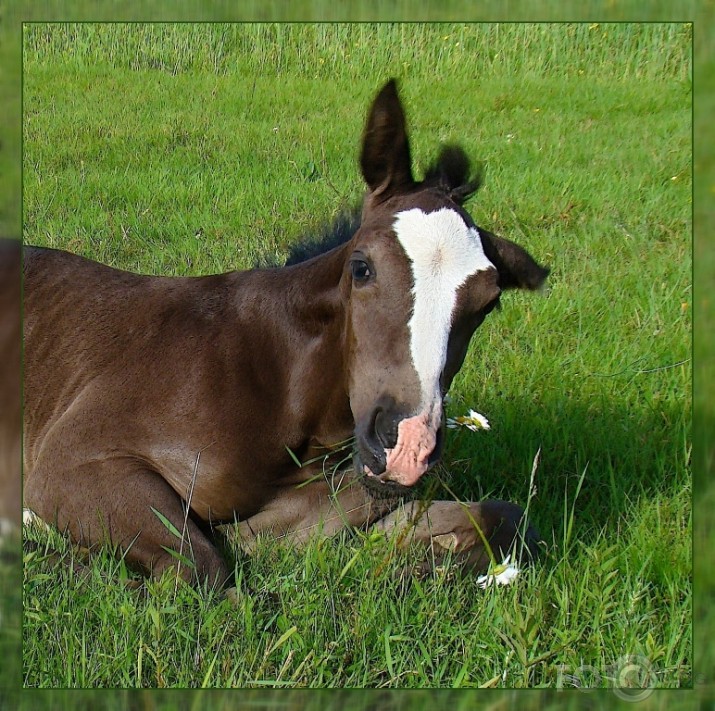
(23, 23, 691, 80)
(0, 535, 21, 691)
(22, 23, 691, 689)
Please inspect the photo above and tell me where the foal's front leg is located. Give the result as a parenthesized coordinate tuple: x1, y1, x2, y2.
(229, 471, 399, 552)
(231, 470, 539, 576)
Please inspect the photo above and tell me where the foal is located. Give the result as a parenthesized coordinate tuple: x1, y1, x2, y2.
(23, 80, 548, 586)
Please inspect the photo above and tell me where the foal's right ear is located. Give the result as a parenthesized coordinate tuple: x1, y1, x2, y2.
(479, 229, 550, 291)
(360, 79, 415, 199)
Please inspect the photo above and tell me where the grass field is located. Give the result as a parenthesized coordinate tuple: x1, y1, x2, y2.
(22, 23, 692, 689)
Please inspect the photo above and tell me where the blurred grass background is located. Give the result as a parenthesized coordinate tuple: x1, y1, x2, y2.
(23, 22, 689, 79)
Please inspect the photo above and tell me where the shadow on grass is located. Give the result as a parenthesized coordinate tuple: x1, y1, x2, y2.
(438, 393, 689, 548)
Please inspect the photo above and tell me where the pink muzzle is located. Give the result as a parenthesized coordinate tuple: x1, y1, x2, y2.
(380, 408, 440, 487)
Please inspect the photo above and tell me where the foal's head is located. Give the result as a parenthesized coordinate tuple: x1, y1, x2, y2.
(342, 80, 549, 495)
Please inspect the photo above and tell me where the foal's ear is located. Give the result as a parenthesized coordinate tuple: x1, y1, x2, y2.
(423, 145, 482, 205)
(479, 229, 550, 290)
(360, 79, 415, 198)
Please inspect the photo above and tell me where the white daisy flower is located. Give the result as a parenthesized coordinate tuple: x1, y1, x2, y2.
(446, 409, 490, 431)
(476, 555, 520, 588)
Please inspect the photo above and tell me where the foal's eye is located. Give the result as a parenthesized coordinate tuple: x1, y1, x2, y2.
(350, 259, 372, 283)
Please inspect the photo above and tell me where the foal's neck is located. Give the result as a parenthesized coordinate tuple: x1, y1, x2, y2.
(281, 242, 350, 329)
(237, 242, 354, 445)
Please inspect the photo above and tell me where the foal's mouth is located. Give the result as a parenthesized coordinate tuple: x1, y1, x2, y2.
(355, 456, 415, 497)
(353, 424, 444, 498)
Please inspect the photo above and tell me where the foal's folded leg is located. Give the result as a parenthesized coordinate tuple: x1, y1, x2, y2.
(24, 459, 231, 587)
(230, 473, 399, 552)
(371, 499, 541, 575)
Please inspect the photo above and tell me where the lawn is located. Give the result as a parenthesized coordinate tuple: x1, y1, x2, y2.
(22, 23, 691, 689)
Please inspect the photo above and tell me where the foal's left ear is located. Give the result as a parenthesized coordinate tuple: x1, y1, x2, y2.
(360, 79, 415, 199)
(479, 229, 550, 291)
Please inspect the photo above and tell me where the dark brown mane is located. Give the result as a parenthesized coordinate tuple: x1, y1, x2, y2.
(283, 209, 362, 266)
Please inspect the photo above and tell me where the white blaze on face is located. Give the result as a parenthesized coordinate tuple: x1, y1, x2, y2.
(393, 207, 495, 411)
(368, 207, 496, 487)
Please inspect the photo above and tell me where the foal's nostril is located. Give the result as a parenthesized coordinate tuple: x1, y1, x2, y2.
(374, 408, 399, 450)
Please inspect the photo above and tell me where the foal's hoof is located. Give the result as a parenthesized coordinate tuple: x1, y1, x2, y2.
(457, 499, 541, 574)
(223, 586, 241, 606)
(407, 499, 541, 577)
